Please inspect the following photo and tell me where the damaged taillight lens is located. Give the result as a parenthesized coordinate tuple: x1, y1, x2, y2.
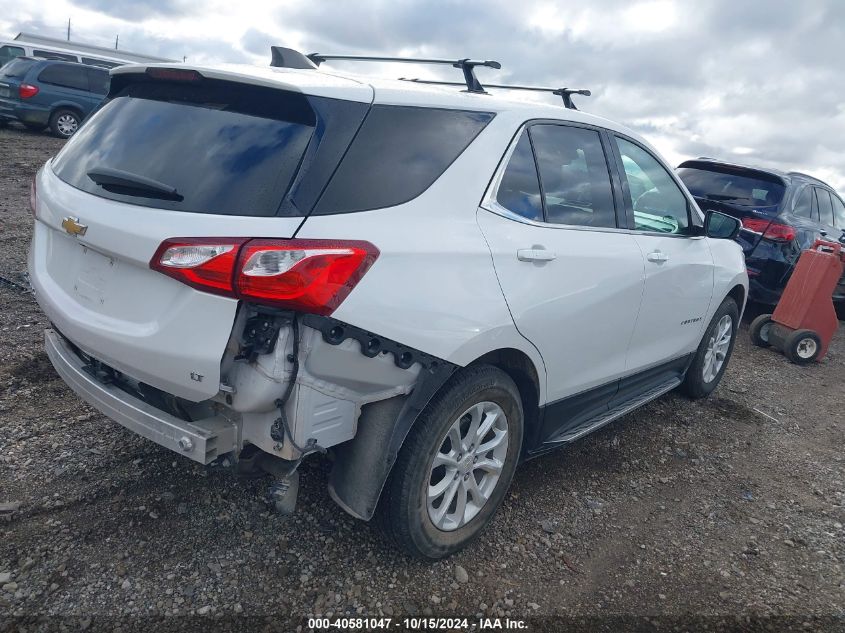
(150, 238, 379, 315)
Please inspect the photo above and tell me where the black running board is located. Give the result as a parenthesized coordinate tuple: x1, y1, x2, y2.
(544, 377, 681, 446)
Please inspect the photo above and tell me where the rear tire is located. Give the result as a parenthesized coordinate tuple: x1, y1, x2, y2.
(377, 365, 523, 559)
(749, 313, 774, 347)
(681, 297, 739, 399)
(783, 329, 821, 365)
(49, 109, 81, 138)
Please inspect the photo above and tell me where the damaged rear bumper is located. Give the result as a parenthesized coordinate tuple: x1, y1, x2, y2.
(44, 328, 237, 464)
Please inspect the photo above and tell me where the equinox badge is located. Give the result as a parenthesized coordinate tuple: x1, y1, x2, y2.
(61, 217, 88, 236)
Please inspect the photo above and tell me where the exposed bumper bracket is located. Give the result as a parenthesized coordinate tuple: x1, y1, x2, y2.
(45, 329, 237, 464)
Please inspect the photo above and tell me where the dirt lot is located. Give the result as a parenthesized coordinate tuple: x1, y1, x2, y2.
(1, 124, 844, 631)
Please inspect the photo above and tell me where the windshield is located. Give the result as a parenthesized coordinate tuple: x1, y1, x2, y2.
(677, 166, 786, 212)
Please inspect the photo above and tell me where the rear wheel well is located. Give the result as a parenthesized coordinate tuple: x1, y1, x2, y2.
(727, 284, 745, 311)
(468, 348, 540, 455)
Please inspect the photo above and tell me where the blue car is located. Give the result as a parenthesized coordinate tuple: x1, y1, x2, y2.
(0, 57, 108, 138)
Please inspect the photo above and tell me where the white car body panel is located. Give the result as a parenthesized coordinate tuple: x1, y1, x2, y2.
(477, 209, 645, 403)
(624, 234, 715, 373)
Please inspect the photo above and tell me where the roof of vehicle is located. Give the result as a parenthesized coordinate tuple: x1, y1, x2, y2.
(112, 61, 651, 148)
(678, 157, 836, 191)
(10, 32, 173, 63)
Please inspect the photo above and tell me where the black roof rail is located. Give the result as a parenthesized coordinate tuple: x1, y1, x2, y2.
(400, 78, 590, 109)
(304, 54, 501, 94)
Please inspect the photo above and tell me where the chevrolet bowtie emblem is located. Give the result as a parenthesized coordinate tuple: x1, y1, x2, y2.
(61, 217, 88, 236)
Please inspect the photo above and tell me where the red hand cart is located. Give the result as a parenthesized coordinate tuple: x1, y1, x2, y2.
(749, 240, 844, 364)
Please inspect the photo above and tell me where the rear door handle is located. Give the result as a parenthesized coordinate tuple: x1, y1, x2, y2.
(517, 249, 557, 262)
(646, 250, 670, 263)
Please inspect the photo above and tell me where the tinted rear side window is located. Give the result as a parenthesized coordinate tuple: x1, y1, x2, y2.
(792, 187, 813, 218)
(38, 64, 89, 91)
(0, 57, 35, 79)
(86, 68, 109, 94)
(815, 188, 835, 226)
(52, 79, 317, 216)
(314, 106, 494, 214)
(495, 130, 543, 221)
(677, 166, 786, 212)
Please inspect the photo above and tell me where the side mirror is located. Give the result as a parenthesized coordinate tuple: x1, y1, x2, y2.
(705, 210, 741, 240)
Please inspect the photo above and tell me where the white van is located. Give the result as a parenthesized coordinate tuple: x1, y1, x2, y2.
(0, 32, 173, 69)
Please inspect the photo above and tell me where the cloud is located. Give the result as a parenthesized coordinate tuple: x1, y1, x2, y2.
(70, 0, 200, 21)
(2, 0, 843, 189)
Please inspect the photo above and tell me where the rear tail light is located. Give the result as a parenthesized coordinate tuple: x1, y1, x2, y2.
(150, 238, 247, 295)
(741, 217, 796, 242)
(18, 83, 39, 99)
(29, 177, 36, 216)
(150, 238, 379, 315)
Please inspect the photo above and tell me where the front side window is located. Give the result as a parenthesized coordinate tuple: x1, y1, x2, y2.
(615, 137, 689, 234)
(38, 64, 89, 91)
(792, 187, 813, 218)
(815, 188, 834, 226)
(495, 130, 543, 221)
(530, 124, 616, 228)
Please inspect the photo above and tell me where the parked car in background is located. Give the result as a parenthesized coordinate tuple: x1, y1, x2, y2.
(677, 158, 845, 311)
(0, 31, 173, 69)
(0, 58, 108, 137)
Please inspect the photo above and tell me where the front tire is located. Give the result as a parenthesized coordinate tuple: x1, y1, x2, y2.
(681, 297, 739, 399)
(49, 109, 81, 138)
(378, 365, 523, 559)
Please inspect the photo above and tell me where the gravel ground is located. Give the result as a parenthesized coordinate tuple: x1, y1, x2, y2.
(1, 124, 844, 632)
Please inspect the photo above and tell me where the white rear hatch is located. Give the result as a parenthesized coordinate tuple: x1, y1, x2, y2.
(29, 65, 372, 401)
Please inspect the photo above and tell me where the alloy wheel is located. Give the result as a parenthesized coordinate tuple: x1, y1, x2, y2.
(426, 401, 509, 531)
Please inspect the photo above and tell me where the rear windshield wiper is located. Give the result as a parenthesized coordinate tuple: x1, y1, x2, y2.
(87, 167, 184, 202)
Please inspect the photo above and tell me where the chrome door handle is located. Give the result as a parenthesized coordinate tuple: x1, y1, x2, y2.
(646, 251, 669, 263)
(517, 249, 557, 262)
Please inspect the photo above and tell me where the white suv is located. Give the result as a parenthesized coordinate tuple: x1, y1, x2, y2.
(28, 54, 747, 559)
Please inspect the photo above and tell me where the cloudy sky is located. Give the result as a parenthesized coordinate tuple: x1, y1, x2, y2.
(3, 0, 844, 189)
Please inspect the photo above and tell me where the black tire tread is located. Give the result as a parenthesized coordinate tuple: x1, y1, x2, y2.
(681, 297, 739, 399)
(377, 364, 522, 559)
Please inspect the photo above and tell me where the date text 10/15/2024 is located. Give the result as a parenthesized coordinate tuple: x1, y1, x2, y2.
(308, 617, 529, 630)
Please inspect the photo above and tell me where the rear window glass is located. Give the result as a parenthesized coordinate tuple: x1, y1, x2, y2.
(0, 57, 35, 79)
(677, 166, 785, 212)
(51, 78, 317, 216)
(314, 105, 494, 214)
